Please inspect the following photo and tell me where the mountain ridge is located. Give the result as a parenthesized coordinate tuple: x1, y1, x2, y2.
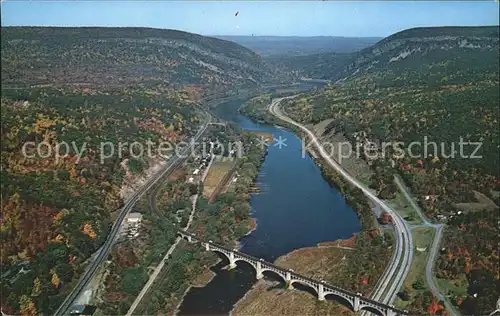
(273, 25, 499, 82)
(1, 26, 286, 92)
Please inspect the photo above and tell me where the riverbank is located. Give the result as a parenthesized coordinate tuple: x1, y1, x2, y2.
(231, 243, 356, 315)
(174, 128, 269, 314)
(230, 96, 394, 315)
(175, 93, 361, 315)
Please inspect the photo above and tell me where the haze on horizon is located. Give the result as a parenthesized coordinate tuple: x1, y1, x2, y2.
(1, 1, 498, 38)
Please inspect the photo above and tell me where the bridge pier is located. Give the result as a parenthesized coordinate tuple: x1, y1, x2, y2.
(256, 261, 263, 279)
(285, 271, 293, 289)
(353, 296, 360, 312)
(175, 231, 408, 316)
(318, 284, 325, 301)
(228, 251, 237, 270)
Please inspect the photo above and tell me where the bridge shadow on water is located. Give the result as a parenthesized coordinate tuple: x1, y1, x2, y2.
(181, 251, 387, 316)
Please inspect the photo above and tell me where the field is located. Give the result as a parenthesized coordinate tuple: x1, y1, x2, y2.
(202, 157, 236, 201)
(386, 191, 424, 226)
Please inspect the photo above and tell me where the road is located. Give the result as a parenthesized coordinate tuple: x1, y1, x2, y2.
(394, 176, 432, 226)
(54, 115, 211, 316)
(394, 177, 459, 316)
(126, 154, 214, 315)
(268, 97, 413, 308)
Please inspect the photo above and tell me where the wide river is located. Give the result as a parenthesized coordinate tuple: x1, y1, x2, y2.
(178, 94, 361, 315)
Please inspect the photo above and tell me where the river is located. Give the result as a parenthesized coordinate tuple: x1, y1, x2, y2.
(177, 92, 361, 315)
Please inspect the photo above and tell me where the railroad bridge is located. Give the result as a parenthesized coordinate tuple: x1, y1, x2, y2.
(177, 231, 407, 316)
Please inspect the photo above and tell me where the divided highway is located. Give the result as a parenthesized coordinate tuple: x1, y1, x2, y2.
(268, 97, 413, 309)
(54, 115, 211, 316)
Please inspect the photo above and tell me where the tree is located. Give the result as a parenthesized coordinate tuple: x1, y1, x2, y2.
(413, 278, 425, 290)
(31, 278, 41, 297)
(19, 295, 37, 316)
(50, 269, 61, 288)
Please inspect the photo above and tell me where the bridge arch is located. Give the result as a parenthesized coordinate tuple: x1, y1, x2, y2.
(260, 268, 286, 283)
(359, 305, 384, 316)
(233, 258, 257, 271)
(323, 292, 354, 310)
(210, 249, 231, 263)
(289, 279, 318, 296)
(177, 232, 195, 243)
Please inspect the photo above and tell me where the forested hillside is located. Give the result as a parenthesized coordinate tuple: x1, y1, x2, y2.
(0, 85, 206, 314)
(0, 26, 279, 314)
(277, 26, 499, 83)
(280, 26, 499, 315)
(1, 27, 285, 94)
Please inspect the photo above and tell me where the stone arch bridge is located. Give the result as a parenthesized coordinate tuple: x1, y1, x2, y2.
(178, 231, 407, 316)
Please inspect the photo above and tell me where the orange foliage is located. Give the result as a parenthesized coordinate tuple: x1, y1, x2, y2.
(81, 223, 96, 239)
(427, 298, 439, 315)
(465, 260, 471, 274)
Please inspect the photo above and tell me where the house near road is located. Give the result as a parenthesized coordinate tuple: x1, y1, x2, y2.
(126, 213, 143, 239)
(127, 212, 143, 224)
(175, 209, 186, 223)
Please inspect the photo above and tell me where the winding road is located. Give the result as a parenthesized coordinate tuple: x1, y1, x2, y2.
(268, 97, 414, 309)
(394, 176, 459, 316)
(54, 114, 211, 316)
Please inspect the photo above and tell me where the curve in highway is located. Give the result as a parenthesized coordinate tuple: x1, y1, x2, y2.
(268, 97, 413, 310)
(394, 177, 459, 316)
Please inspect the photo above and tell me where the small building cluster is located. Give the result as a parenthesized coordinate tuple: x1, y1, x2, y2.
(125, 212, 143, 239)
(435, 210, 462, 223)
(189, 151, 212, 183)
(174, 209, 186, 223)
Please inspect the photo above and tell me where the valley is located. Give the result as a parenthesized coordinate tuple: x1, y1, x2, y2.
(1, 4, 499, 316)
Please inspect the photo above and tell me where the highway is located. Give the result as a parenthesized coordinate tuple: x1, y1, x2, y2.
(54, 114, 211, 316)
(394, 177, 459, 316)
(268, 97, 413, 310)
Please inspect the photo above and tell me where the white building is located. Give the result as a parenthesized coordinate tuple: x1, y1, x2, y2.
(126, 213, 143, 239)
(127, 212, 143, 224)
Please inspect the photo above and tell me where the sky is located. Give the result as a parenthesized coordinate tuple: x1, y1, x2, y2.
(1, 1, 499, 37)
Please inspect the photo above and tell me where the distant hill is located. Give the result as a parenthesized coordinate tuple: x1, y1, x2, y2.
(1, 27, 285, 91)
(214, 35, 381, 56)
(275, 26, 499, 84)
